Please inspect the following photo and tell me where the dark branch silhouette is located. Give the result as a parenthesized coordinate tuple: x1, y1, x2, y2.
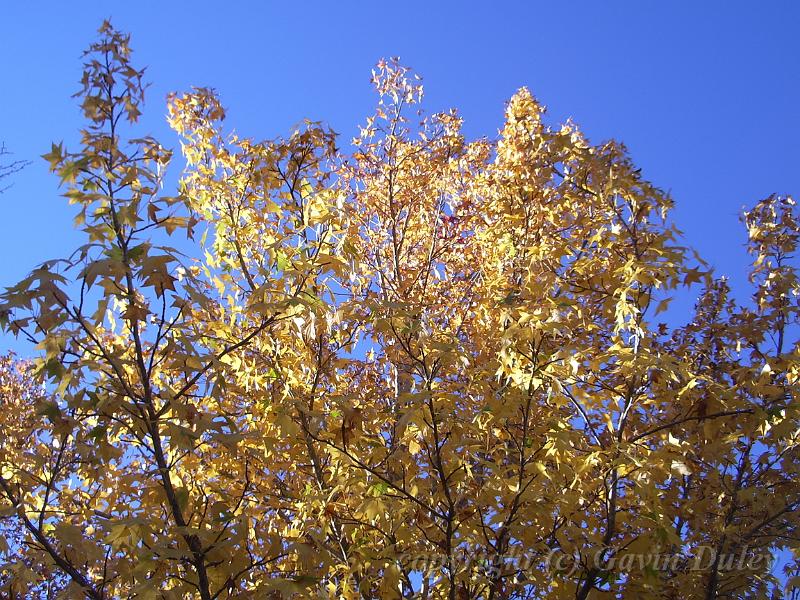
(0, 142, 30, 193)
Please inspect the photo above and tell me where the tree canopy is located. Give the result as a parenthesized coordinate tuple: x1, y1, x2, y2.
(0, 22, 798, 600)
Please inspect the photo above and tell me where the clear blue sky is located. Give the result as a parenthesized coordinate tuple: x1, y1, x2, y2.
(1, 1, 798, 353)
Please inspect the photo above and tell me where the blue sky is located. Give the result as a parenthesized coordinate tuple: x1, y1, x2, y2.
(1, 1, 798, 352)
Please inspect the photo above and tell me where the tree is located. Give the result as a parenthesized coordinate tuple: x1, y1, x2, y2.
(0, 142, 30, 193)
(0, 22, 798, 599)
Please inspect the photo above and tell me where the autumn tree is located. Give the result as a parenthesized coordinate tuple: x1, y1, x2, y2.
(0, 23, 798, 599)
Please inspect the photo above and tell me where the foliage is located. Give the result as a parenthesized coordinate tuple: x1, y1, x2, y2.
(0, 22, 798, 599)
